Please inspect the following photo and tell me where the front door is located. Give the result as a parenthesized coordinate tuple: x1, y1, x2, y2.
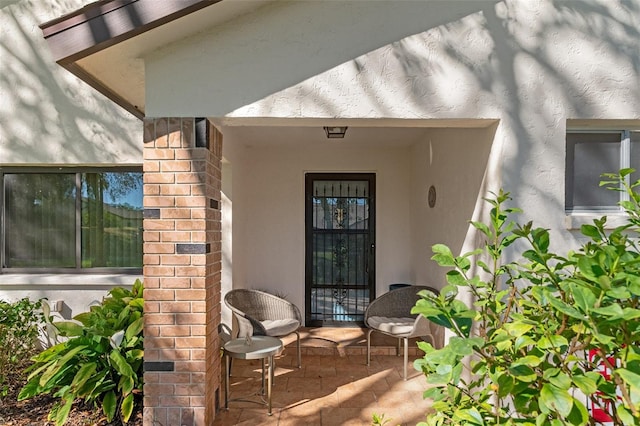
(305, 173, 375, 326)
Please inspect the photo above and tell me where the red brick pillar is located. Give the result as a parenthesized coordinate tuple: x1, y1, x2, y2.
(142, 118, 222, 426)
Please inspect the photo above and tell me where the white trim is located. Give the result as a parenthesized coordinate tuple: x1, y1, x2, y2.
(0, 274, 142, 286)
(564, 213, 629, 230)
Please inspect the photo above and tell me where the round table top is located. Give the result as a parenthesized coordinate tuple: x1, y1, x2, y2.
(223, 335, 283, 360)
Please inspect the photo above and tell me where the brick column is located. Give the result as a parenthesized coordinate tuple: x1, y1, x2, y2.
(142, 118, 222, 426)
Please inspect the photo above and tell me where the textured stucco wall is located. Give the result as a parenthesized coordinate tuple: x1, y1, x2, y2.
(145, 0, 640, 277)
(220, 126, 414, 317)
(0, 0, 141, 165)
(0, 0, 142, 317)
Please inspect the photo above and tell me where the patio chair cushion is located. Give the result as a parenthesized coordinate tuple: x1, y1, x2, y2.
(261, 318, 301, 337)
(367, 316, 415, 336)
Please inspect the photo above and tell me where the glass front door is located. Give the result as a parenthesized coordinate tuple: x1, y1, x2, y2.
(305, 173, 375, 326)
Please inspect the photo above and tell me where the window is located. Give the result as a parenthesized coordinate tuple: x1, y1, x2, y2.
(566, 131, 640, 212)
(1, 169, 143, 272)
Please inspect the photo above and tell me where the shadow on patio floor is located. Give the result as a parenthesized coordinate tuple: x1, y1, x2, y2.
(213, 327, 434, 426)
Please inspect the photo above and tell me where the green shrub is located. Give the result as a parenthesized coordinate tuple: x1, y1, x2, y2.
(19, 279, 144, 425)
(0, 297, 44, 397)
(413, 170, 640, 425)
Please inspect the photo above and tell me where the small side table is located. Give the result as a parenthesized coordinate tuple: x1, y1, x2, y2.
(223, 335, 283, 415)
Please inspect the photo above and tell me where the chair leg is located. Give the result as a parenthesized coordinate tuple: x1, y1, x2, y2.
(403, 337, 409, 381)
(366, 329, 374, 366)
(295, 330, 301, 368)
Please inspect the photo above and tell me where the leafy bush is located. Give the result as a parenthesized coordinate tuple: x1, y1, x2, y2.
(413, 170, 640, 425)
(19, 279, 144, 425)
(0, 297, 44, 397)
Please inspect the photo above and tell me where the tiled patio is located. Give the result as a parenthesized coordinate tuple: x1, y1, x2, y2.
(213, 327, 434, 426)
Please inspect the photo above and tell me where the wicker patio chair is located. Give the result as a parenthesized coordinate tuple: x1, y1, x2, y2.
(365, 285, 443, 380)
(224, 289, 302, 368)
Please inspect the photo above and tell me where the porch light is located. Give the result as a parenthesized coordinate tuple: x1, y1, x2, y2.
(323, 126, 348, 139)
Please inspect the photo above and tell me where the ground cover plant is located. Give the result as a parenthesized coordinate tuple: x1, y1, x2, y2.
(413, 170, 640, 425)
(0, 297, 44, 398)
(18, 279, 144, 426)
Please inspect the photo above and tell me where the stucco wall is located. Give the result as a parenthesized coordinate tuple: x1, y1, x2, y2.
(410, 126, 497, 289)
(221, 126, 414, 318)
(145, 0, 640, 276)
(0, 0, 142, 165)
(0, 0, 142, 317)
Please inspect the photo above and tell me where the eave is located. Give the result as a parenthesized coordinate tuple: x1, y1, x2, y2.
(39, 0, 221, 119)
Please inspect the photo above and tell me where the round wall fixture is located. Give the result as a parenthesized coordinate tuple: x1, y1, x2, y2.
(428, 185, 436, 208)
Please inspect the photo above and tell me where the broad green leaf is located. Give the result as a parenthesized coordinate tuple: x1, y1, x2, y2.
(616, 368, 640, 390)
(18, 377, 41, 401)
(39, 345, 87, 387)
(121, 393, 134, 422)
(616, 404, 635, 425)
(54, 395, 74, 426)
(537, 335, 569, 350)
(540, 384, 573, 417)
(509, 365, 537, 382)
(129, 297, 144, 310)
(423, 387, 445, 401)
(102, 390, 117, 422)
(566, 399, 589, 426)
(432, 244, 456, 267)
(592, 304, 624, 318)
(454, 408, 484, 425)
(446, 270, 466, 286)
(512, 355, 542, 368)
(70, 362, 97, 391)
(449, 337, 480, 357)
(581, 224, 602, 240)
(569, 285, 596, 314)
(572, 374, 598, 395)
(54, 321, 83, 337)
(546, 296, 584, 320)
(548, 372, 572, 390)
(504, 322, 534, 337)
(110, 350, 135, 378)
(497, 374, 514, 398)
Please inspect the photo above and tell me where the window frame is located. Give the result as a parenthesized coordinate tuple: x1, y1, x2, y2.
(565, 130, 634, 213)
(0, 166, 143, 274)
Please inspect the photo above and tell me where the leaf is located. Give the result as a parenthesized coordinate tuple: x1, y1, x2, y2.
(508, 365, 537, 382)
(121, 393, 134, 422)
(102, 390, 117, 422)
(110, 350, 135, 378)
(512, 355, 542, 368)
(497, 374, 514, 398)
(537, 335, 569, 350)
(540, 384, 573, 417)
(449, 337, 481, 357)
(431, 244, 456, 267)
(572, 373, 598, 395)
(70, 362, 97, 391)
(39, 345, 87, 387)
(18, 376, 41, 401)
(581, 224, 602, 240)
(569, 285, 596, 314)
(454, 408, 484, 425)
(54, 394, 74, 426)
(54, 321, 84, 337)
(504, 322, 534, 337)
(616, 368, 640, 390)
(546, 296, 584, 320)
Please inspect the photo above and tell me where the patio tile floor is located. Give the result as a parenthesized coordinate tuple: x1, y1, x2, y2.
(213, 327, 434, 426)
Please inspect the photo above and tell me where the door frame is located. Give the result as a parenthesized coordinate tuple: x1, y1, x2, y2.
(304, 172, 376, 327)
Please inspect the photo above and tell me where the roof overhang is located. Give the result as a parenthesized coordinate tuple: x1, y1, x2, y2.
(39, 0, 266, 119)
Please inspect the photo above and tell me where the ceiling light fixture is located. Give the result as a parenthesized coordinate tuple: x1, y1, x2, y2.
(323, 126, 348, 139)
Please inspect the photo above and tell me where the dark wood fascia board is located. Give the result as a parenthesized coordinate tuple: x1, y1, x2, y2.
(40, 0, 219, 64)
